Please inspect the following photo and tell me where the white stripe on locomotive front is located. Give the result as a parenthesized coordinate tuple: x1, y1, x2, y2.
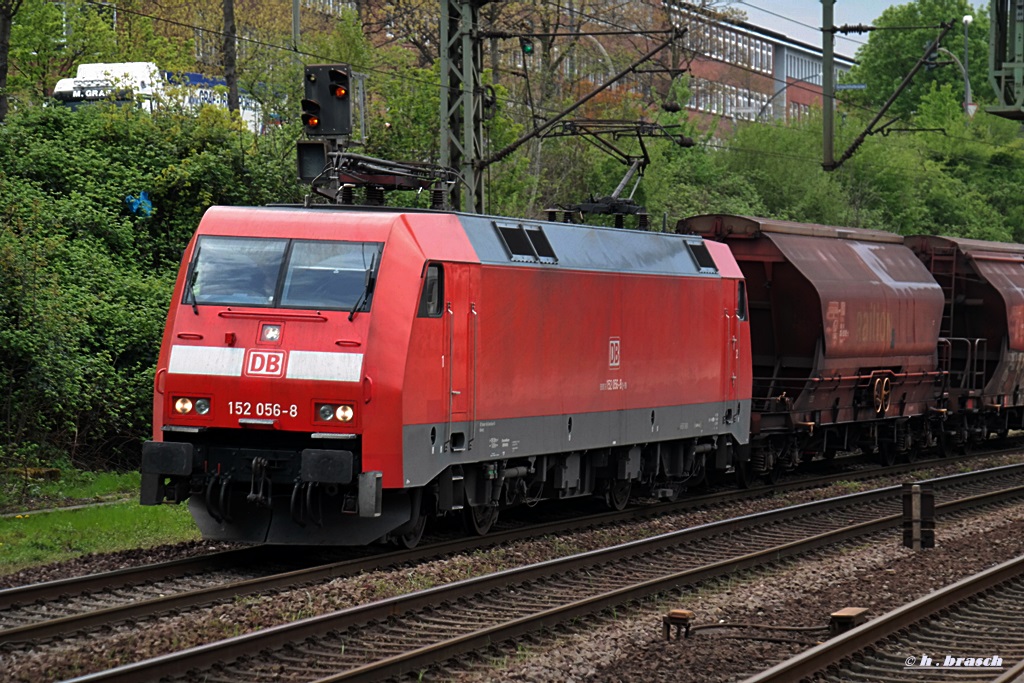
(168, 346, 245, 376)
(285, 350, 363, 382)
(167, 345, 363, 382)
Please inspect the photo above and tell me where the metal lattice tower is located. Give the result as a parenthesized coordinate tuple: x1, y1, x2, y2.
(989, 0, 1024, 119)
(440, 0, 493, 213)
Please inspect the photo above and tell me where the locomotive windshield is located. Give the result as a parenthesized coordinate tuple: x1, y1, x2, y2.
(186, 236, 383, 310)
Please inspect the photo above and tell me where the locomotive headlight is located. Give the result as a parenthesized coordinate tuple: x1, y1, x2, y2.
(194, 398, 211, 415)
(261, 324, 282, 342)
(174, 397, 193, 414)
(316, 403, 355, 422)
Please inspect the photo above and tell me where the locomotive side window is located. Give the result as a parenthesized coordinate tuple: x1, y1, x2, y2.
(186, 236, 383, 311)
(737, 281, 748, 321)
(418, 264, 444, 317)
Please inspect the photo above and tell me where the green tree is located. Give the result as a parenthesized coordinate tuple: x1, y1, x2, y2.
(841, 0, 988, 120)
(0, 0, 26, 120)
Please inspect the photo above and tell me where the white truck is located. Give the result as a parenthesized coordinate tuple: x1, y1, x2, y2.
(53, 62, 262, 132)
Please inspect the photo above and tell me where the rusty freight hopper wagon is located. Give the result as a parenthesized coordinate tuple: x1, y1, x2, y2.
(684, 215, 947, 479)
(907, 235, 1024, 447)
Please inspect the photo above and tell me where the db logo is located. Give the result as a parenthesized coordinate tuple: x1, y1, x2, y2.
(245, 350, 286, 377)
(609, 337, 621, 368)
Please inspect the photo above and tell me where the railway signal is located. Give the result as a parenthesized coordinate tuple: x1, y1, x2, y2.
(301, 64, 353, 137)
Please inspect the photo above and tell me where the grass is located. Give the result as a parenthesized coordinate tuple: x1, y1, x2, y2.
(0, 468, 142, 512)
(0, 500, 201, 576)
(0, 463, 206, 576)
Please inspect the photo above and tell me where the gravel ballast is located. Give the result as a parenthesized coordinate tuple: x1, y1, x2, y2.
(3, 453, 1024, 681)
(451, 504, 1024, 683)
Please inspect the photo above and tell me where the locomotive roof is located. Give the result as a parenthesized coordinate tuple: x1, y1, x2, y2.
(456, 214, 720, 277)
(243, 204, 726, 278)
(680, 214, 904, 244)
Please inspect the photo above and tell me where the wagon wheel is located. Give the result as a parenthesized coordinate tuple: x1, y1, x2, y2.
(956, 428, 973, 455)
(952, 416, 972, 455)
(935, 426, 952, 457)
(877, 441, 897, 467)
(872, 377, 892, 416)
(462, 502, 499, 536)
(604, 479, 632, 511)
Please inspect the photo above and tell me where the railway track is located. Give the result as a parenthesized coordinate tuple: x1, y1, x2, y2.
(1, 453, 1016, 647)
(744, 554, 1024, 682)
(57, 464, 1024, 683)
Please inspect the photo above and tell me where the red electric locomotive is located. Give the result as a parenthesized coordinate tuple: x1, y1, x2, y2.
(141, 205, 752, 545)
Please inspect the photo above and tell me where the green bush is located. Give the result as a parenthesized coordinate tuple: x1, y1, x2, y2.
(0, 103, 303, 477)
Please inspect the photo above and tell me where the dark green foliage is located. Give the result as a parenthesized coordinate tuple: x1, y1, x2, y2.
(0, 103, 302, 471)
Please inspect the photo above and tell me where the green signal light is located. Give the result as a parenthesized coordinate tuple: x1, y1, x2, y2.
(520, 37, 534, 55)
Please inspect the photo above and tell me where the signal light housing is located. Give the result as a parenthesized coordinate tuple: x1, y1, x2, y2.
(302, 64, 353, 137)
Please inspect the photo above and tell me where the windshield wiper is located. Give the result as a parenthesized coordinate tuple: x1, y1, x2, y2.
(186, 268, 200, 316)
(348, 252, 378, 322)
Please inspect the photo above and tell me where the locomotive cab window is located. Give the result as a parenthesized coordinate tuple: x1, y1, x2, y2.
(418, 264, 444, 318)
(185, 236, 383, 311)
(737, 281, 748, 321)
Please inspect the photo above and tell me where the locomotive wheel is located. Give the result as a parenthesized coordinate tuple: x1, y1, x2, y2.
(462, 503, 499, 536)
(604, 479, 631, 511)
(396, 513, 427, 549)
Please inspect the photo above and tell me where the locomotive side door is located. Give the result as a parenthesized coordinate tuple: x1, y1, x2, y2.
(723, 279, 747, 403)
(444, 263, 477, 452)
